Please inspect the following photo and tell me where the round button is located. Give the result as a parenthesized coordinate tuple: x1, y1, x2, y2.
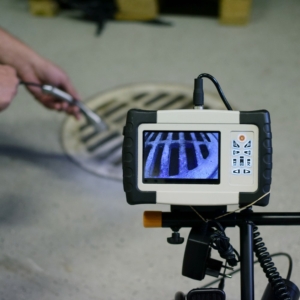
(124, 167, 133, 177)
(123, 153, 133, 162)
(238, 134, 246, 142)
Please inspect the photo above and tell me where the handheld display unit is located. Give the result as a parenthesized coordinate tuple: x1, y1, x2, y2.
(122, 75, 272, 207)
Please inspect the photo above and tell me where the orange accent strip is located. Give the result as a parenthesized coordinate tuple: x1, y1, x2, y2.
(143, 211, 162, 228)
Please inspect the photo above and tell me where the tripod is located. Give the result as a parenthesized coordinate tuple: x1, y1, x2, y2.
(143, 206, 300, 300)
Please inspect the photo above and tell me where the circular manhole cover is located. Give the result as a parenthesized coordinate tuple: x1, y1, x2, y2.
(61, 83, 227, 180)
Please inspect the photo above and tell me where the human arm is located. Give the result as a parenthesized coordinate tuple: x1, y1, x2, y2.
(0, 28, 80, 118)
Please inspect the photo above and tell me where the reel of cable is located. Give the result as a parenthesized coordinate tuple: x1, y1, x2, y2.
(252, 224, 291, 300)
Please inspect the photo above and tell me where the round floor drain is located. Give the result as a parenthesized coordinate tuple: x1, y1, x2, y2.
(61, 83, 227, 180)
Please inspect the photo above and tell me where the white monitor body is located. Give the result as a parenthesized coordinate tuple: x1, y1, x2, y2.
(122, 109, 272, 207)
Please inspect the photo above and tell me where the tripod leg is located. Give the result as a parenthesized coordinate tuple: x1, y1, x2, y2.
(239, 221, 254, 300)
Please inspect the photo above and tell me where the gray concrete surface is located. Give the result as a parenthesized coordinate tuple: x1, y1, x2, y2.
(0, 0, 300, 299)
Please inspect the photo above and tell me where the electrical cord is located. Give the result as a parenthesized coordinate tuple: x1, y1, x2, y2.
(209, 221, 240, 267)
(252, 224, 291, 300)
(200, 252, 293, 291)
(193, 73, 233, 111)
(207, 222, 292, 299)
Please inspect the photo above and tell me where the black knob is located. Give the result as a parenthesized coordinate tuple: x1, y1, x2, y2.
(167, 232, 184, 245)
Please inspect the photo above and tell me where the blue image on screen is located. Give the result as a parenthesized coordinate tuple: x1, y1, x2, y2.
(143, 131, 220, 181)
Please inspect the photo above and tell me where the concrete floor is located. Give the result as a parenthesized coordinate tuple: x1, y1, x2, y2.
(0, 0, 300, 299)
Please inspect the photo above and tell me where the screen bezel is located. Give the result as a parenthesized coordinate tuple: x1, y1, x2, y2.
(142, 130, 221, 184)
(137, 123, 258, 196)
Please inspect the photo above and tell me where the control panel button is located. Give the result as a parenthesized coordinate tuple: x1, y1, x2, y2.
(238, 134, 246, 142)
(244, 140, 252, 148)
(244, 150, 252, 156)
(232, 140, 240, 148)
(239, 156, 245, 167)
(232, 158, 238, 167)
(246, 158, 252, 167)
(232, 169, 241, 174)
(232, 150, 240, 156)
(243, 169, 252, 175)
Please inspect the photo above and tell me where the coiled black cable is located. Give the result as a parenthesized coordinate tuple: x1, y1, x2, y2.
(252, 224, 291, 300)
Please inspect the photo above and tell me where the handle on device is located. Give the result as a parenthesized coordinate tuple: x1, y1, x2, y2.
(239, 110, 272, 206)
(122, 109, 157, 205)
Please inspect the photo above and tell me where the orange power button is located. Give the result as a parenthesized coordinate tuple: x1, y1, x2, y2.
(238, 134, 246, 142)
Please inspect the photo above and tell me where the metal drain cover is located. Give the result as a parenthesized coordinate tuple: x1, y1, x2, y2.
(61, 83, 227, 180)
(144, 132, 219, 179)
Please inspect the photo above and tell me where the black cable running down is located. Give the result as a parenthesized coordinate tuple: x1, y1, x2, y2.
(253, 224, 291, 300)
(210, 222, 240, 267)
(193, 73, 233, 110)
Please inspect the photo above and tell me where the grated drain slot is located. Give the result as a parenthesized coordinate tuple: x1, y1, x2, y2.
(195, 132, 204, 142)
(173, 132, 179, 140)
(181, 102, 194, 109)
(144, 93, 168, 106)
(102, 103, 127, 118)
(186, 143, 197, 170)
(106, 109, 128, 124)
(133, 92, 148, 101)
(158, 95, 186, 109)
(149, 132, 159, 142)
(152, 144, 164, 177)
(94, 141, 123, 160)
(200, 144, 209, 159)
(149, 96, 190, 111)
(169, 144, 179, 176)
(112, 155, 123, 166)
(204, 133, 211, 142)
(145, 132, 151, 139)
(144, 145, 152, 166)
(87, 132, 119, 152)
(94, 99, 117, 114)
(79, 123, 90, 131)
(184, 132, 192, 141)
(111, 114, 127, 124)
(81, 130, 99, 143)
(160, 132, 169, 141)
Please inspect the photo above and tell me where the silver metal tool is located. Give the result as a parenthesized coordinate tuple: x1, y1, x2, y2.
(42, 85, 107, 132)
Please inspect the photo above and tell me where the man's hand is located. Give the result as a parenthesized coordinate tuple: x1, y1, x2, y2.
(0, 65, 19, 112)
(0, 28, 81, 119)
(18, 58, 81, 119)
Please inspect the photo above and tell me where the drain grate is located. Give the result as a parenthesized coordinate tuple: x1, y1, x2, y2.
(144, 132, 218, 179)
(61, 83, 227, 180)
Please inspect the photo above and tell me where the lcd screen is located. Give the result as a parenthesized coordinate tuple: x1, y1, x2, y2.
(143, 131, 220, 184)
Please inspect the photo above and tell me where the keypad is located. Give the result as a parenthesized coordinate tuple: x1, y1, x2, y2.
(231, 134, 253, 176)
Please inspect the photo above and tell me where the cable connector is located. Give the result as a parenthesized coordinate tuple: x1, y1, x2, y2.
(192, 73, 233, 111)
(193, 77, 204, 109)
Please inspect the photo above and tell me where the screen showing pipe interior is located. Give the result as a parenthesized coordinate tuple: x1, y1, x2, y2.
(143, 131, 220, 184)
